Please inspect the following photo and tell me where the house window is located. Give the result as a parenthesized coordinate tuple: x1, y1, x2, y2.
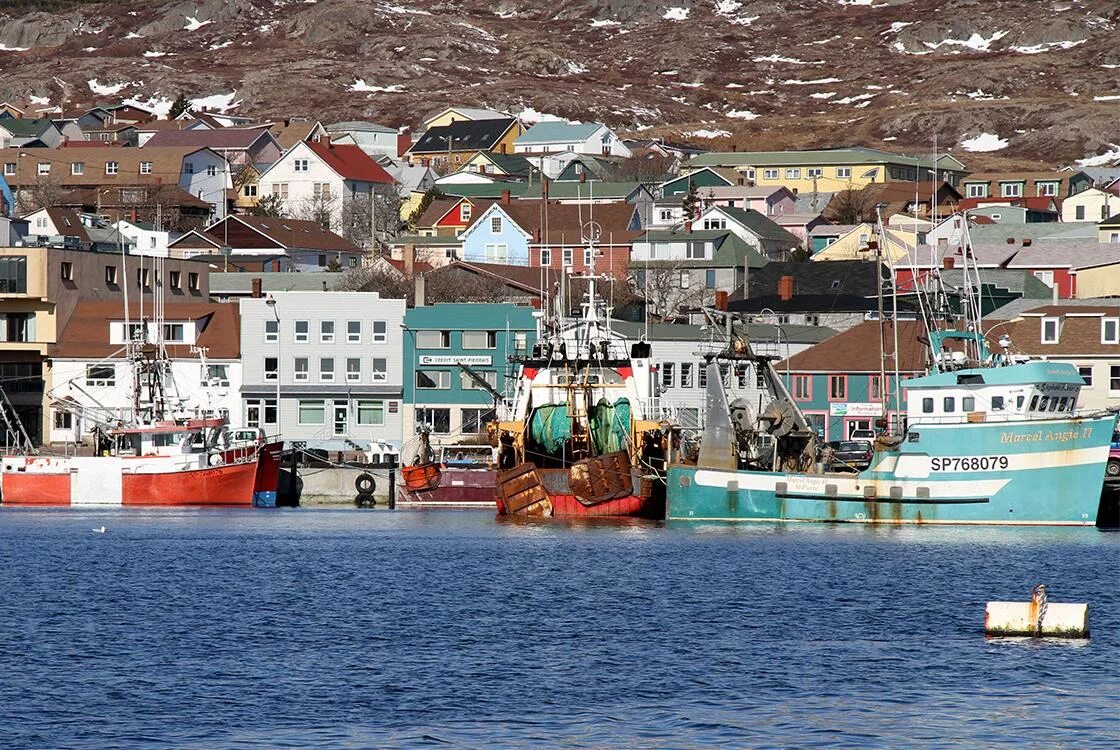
(294, 320, 309, 342)
(460, 370, 498, 390)
(662, 362, 675, 388)
(703, 218, 726, 231)
(1000, 182, 1022, 198)
(1078, 366, 1093, 386)
(105, 161, 119, 175)
(416, 370, 451, 389)
(805, 314, 820, 326)
(491, 216, 503, 233)
(54, 409, 73, 430)
(1037, 182, 1057, 197)
(271, 183, 289, 199)
(699, 367, 708, 388)
(415, 329, 449, 348)
(244, 184, 258, 198)
(245, 400, 261, 428)
(1075, 205, 1085, 220)
(460, 203, 472, 222)
(318, 255, 326, 267)
(140, 161, 152, 175)
(85, 365, 115, 386)
(705, 269, 716, 289)
(71, 162, 84, 176)
(105, 265, 118, 285)
(298, 400, 325, 425)
(869, 375, 882, 400)
(294, 159, 309, 172)
(346, 358, 361, 382)
(1032, 270, 1054, 288)
(828, 375, 847, 401)
(679, 270, 690, 289)
(319, 357, 334, 382)
(685, 242, 706, 260)
(347, 320, 361, 343)
(161, 323, 185, 342)
(562, 248, 573, 266)
(1102, 318, 1119, 345)
(60, 262, 73, 281)
(581, 247, 593, 268)
(37, 163, 50, 176)
(264, 357, 278, 380)
(462, 330, 496, 349)
(540, 248, 551, 266)
(357, 400, 385, 426)
(136, 268, 151, 288)
(807, 168, 823, 178)
(462, 407, 495, 434)
(294, 358, 309, 381)
(202, 364, 230, 387)
(188, 272, 199, 291)
(792, 375, 811, 401)
(763, 168, 779, 180)
(312, 183, 332, 199)
(966, 184, 987, 198)
(1041, 317, 1059, 344)
(415, 407, 450, 434)
(681, 362, 693, 388)
(371, 357, 387, 382)
(785, 168, 801, 179)
(835, 167, 851, 179)
(1110, 365, 1120, 392)
(265, 319, 278, 342)
(2, 163, 14, 176)
(320, 320, 335, 343)
(658, 209, 673, 222)
(372, 320, 387, 343)
(484, 243, 508, 263)
(169, 270, 181, 289)
(185, 162, 195, 174)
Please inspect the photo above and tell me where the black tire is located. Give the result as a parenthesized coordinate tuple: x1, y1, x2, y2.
(355, 473, 375, 493)
(1107, 459, 1120, 478)
(355, 492, 376, 507)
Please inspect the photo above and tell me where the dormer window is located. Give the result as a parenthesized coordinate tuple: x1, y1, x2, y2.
(1103, 317, 1119, 345)
(1000, 182, 1022, 198)
(460, 204, 472, 222)
(105, 161, 119, 175)
(1041, 316, 1059, 344)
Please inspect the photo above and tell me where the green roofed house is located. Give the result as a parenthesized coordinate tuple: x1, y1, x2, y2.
(513, 121, 631, 158)
(686, 147, 968, 193)
(693, 205, 804, 259)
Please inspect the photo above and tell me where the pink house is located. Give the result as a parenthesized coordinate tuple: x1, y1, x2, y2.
(699, 185, 796, 217)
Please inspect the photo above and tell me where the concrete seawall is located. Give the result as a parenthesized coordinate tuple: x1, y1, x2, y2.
(299, 466, 390, 505)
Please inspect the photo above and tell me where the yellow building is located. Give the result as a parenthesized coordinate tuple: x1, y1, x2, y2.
(420, 107, 512, 131)
(812, 223, 916, 262)
(406, 118, 523, 172)
(687, 147, 968, 193)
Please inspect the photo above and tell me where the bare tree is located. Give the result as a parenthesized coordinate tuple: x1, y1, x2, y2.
(827, 187, 878, 224)
(628, 263, 707, 321)
(337, 263, 520, 304)
(293, 192, 337, 230)
(340, 191, 405, 250)
(20, 175, 66, 213)
(616, 152, 678, 184)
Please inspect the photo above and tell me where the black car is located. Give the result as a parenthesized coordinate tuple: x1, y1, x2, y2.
(826, 440, 874, 471)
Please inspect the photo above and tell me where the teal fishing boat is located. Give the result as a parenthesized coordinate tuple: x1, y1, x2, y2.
(665, 225, 1118, 526)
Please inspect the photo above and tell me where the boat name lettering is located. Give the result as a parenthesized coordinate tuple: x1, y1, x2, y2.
(931, 456, 1008, 472)
(782, 476, 827, 494)
(1000, 428, 1089, 444)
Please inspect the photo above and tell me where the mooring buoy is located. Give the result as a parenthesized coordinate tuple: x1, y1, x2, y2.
(985, 584, 1089, 638)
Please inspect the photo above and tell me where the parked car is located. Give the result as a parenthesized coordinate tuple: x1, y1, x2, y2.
(826, 440, 874, 471)
(1108, 430, 1120, 479)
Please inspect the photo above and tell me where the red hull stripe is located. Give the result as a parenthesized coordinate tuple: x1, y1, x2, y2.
(121, 461, 258, 506)
(1, 474, 72, 506)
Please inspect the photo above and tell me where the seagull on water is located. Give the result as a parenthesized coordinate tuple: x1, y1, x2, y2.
(92, 526, 106, 533)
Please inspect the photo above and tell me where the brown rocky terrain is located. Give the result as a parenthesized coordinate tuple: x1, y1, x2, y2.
(1, 0, 1117, 169)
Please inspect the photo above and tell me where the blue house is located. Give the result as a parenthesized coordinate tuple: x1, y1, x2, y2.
(457, 204, 533, 266)
(402, 303, 537, 459)
(779, 319, 928, 441)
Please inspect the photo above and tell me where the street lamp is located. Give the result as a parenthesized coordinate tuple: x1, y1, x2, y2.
(265, 295, 281, 442)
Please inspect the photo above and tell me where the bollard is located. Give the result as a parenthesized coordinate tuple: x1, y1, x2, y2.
(388, 458, 396, 510)
(985, 585, 1090, 638)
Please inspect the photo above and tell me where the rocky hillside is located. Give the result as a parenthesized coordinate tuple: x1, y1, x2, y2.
(1, 0, 1117, 168)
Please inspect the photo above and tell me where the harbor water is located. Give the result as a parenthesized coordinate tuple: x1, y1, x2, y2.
(0, 508, 1117, 749)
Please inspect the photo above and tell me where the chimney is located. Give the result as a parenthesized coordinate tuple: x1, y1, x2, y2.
(1051, 281, 1059, 305)
(251, 277, 263, 298)
(1006, 237, 1015, 244)
(742, 257, 750, 300)
(731, 144, 737, 152)
(1022, 238, 1032, 247)
(715, 290, 728, 311)
(533, 226, 541, 242)
(530, 296, 542, 309)
(500, 143, 507, 154)
(778, 275, 795, 302)
(541, 176, 549, 199)
(684, 220, 693, 233)
(403, 243, 415, 278)
(500, 189, 511, 205)
(942, 255, 955, 270)
(413, 273, 427, 307)
(737, 177, 744, 186)
(579, 171, 586, 183)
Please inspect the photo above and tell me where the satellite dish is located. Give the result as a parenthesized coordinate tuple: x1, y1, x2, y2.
(581, 221, 602, 243)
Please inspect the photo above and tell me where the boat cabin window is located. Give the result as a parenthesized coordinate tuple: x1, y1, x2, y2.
(962, 397, 975, 411)
(922, 397, 934, 413)
(943, 397, 955, 413)
(1029, 395, 1039, 410)
(1049, 398, 1060, 412)
(152, 432, 182, 447)
(1017, 396, 1025, 409)
(1038, 396, 1049, 411)
(991, 396, 1004, 411)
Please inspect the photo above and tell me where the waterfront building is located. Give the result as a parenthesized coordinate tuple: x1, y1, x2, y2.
(401, 302, 537, 461)
(238, 291, 406, 453)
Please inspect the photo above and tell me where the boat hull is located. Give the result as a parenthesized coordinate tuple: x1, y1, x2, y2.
(397, 467, 497, 508)
(1, 454, 266, 507)
(667, 414, 1118, 526)
(495, 463, 665, 519)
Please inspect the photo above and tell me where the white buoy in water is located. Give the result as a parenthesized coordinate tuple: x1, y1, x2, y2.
(92, 526, 106, 534)
(985, 585, 1089, 638)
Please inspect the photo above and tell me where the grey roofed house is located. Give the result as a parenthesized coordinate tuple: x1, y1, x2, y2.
(326, 121, 397, 134)
(965, 222, 1096, 244)
(934, 268, 1054, 297)
(514, 121, 603, 147)
(1072, 166, 1120, 188)
(984, 296, 1120, 319)
(793, 191, 835, 214)
(733, 259, 882, 300)
(715, 206, 804, 245)
(208, 271, 346, 298)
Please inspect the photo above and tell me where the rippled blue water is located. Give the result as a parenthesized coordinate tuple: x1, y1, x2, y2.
(0, 508, 1117, 749)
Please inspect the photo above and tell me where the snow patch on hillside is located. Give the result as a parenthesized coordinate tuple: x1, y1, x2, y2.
(351, 80, 405, 93)
(960, 132, 1008, 152)
(782, 77, 842, 85)
(727, 109, 759, 120)
(88, 79, 134, 96)
(1093, 95, 1120, 102)
(0, 43, 30, 52)
(123, 95, 173, 118)
(29, 95, 50, 105)
(924, 30, 1007, 52)
(663, 7, 690, 21)
(685, 129, 731, 139)
(1010, 39, 1085, 54)
(190, 92, 241, 112)
(589, 19, 620, 27)
(514, 106, 574, 124)
(1076, 144, 1120, 167)
(184, 16, 212, 32)
(143, 50, 169, 57)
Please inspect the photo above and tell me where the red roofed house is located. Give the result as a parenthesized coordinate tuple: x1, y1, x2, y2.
(415, 196, 497, 237)
(257, 138, 397, 241)
(167, 214, 368, 271)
